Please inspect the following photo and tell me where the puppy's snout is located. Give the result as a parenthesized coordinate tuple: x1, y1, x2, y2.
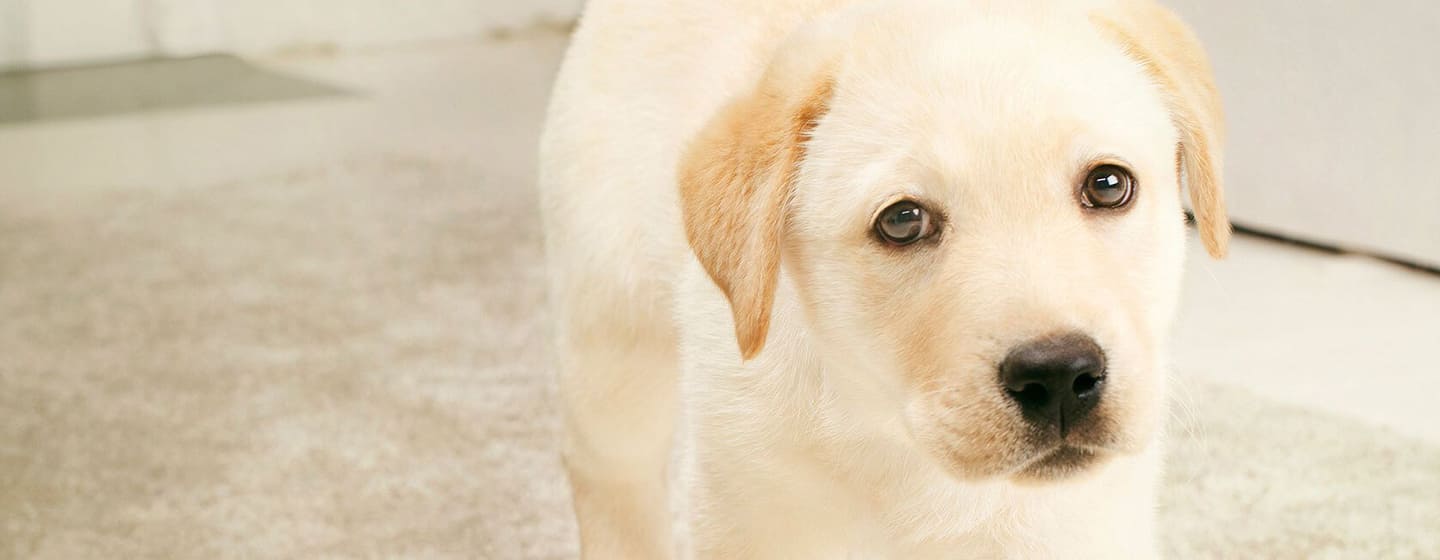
(999, 332, 1106, 437)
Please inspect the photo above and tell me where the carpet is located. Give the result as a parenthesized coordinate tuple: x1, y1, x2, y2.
(2, 156, 1437, 558)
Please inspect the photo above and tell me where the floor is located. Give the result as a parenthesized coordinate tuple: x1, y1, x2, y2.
(1174, 233, 1440, 445)
(1, 32, 1438, 558)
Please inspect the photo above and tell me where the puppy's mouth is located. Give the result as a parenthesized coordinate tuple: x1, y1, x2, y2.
(1009, 443, 1108, 483)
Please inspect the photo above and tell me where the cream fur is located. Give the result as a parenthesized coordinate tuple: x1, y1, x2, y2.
(539, 0, 1225, 557)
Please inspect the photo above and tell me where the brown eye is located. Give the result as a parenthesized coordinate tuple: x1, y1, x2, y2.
(874, 200, 935, 246)
(1080, 164, 1136, 209)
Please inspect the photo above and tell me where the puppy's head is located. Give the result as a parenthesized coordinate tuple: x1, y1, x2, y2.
(680, 1, 1227, 482)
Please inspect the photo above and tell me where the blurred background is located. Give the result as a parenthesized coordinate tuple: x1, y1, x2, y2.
(1, 1, 1436, 558)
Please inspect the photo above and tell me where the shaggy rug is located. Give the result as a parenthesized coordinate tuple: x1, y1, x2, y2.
(3, 154, 1438, 559)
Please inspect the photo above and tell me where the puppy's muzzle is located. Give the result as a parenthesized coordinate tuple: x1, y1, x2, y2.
(999, 332, 1107, 439)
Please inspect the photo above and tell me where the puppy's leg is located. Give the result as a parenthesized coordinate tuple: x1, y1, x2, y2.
(557, 315, 679, 559)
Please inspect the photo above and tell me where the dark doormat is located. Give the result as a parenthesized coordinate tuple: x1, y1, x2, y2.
(0, 54, 349, 126)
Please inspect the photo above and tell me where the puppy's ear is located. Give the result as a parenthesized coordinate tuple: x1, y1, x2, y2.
(1093, 1, 1231, 258)
(678, 39, 837, 360)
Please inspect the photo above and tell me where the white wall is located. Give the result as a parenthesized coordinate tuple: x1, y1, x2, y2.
(0, 0, 582, 70)
(1164, 0, 1440, 266)
(1, 0, 151, 69)
(210, 0, 579, 54)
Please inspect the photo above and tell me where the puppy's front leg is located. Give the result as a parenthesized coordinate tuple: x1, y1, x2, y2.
(684, 454, 857, 560)
(558, 332, 680, 560)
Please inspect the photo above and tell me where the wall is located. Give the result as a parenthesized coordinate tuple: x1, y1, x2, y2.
(210, 0, 579, 54)
(0, 0, 582, 70)
(1164, 0, 1440, 266)
(1, 0, 152, 69)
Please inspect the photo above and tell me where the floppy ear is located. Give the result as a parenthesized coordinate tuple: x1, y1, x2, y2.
(678, 45, 836, 360)
(1092, 0, 1231, 258)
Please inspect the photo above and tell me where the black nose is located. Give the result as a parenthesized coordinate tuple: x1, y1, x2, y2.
(999, 332, 1107, 437)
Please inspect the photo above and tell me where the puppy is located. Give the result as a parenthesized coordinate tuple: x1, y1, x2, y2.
(539, 0, 1228, 557)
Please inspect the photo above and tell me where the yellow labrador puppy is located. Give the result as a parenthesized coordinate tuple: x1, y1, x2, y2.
(540, 0, 1228, 557)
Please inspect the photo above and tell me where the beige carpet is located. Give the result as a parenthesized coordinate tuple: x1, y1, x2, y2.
(2, 155, 1438, 558)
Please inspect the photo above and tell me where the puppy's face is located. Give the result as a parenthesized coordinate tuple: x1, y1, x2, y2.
(681, 4, 1227, 483)
(789, 21, 1186, 482)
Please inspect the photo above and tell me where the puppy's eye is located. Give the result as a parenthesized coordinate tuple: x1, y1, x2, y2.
(874, 200, 935, 246)
(1080, 164, 1136, 210)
